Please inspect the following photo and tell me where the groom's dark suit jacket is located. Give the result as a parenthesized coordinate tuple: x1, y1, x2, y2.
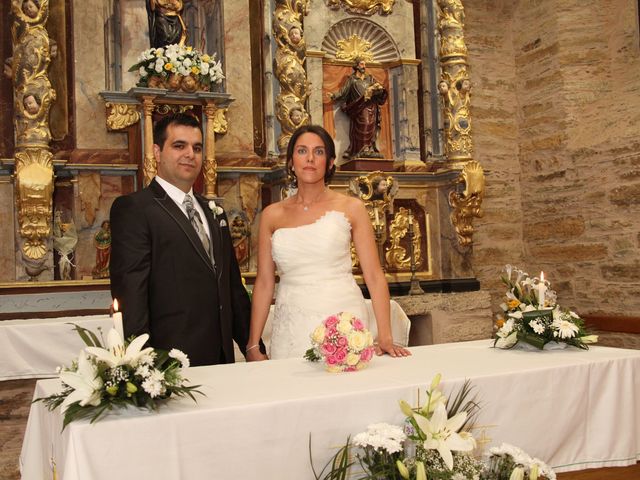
(109, 179, 251, 366)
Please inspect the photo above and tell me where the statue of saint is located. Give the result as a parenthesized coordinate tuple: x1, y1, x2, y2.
(53, 211, 78, 281)
(146, 0, 187, 48)
(92, 220, 111, 279)
(328, 58, 388, 159)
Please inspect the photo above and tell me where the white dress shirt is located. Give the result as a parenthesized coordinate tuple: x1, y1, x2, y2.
(155, 176, 212, 239)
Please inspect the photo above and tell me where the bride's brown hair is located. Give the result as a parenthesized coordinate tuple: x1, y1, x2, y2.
(286, 125, 336, 187)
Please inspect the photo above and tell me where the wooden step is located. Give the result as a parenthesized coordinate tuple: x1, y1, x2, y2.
(558, 463, 640, 479)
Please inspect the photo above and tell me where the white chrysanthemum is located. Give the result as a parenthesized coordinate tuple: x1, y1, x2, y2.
(135, 364, 151, 378)
(138, 351, 156, 366)
(353, 423, 406, 454)
(529, 319, 545, 335)
(141, 369, 166, 398)
(553, 320, 579, 339)
(169, 349, 190, 369)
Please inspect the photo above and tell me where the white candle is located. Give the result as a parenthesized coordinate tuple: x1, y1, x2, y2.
(112, 299, 124, 339)
(537, 272, 547, 308)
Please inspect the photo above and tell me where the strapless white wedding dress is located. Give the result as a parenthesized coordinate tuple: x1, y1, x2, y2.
(269, 210, 370, 359)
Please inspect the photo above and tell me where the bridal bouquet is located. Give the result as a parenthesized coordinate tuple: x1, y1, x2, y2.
(37, 324, 202, 429)
(304, 312, 375, 373)
(494, 265, 597, 350)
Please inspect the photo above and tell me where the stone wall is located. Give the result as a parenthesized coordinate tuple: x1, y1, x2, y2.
(465, 0, 640, 321)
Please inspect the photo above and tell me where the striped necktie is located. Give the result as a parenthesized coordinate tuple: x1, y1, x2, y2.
(183, 194, 212, 261)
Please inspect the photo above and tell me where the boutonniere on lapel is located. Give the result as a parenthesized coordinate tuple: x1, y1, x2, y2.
(208, 200, 226, 226)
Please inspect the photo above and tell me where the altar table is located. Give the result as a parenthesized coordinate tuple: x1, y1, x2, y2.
(20, 340, 640, 479)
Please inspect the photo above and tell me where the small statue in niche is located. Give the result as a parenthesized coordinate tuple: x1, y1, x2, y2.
(53, 210, 78, 281)
(328, 57, 388, 159)
(229, 213, 250, 268)
(146, 0, 187, 49)
(92, 220, 111, 279)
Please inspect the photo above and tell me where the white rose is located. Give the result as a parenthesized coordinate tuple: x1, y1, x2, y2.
(348, 331, 368, 352)
(337, 318, 352, 335)
(311, 325, 325, 344)
(346, 352, 360, 366)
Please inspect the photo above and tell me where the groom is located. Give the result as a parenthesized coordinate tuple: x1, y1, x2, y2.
(110, 113, 259, 366)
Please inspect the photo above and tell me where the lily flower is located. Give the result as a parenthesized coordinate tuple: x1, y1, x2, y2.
(59, 351, 103, 412)
(85, 328, 153, 368)
(413, 403, 475, 470)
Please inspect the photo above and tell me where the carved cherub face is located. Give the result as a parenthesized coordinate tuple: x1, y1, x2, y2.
(23, 94, 40, 115)
(438, 81, 449, 95)
(22, 0, 39, 19)
(376, 179, 388, 194)
(289, 27, 302, 45)
(289, 108, 303, 126)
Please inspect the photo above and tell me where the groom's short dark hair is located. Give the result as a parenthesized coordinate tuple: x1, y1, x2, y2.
(287, 124, 337, 184)
(153, 112, 202, 150)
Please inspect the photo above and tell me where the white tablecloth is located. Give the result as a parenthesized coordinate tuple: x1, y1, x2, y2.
(20, 340, 640, 479)
(1, 301, 410, 377)
(0, 315, 112, 380)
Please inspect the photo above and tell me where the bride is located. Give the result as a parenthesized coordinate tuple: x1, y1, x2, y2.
(245, 125, 410, 361)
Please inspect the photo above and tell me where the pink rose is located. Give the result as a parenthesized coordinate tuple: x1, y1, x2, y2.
(334, 347, 347, 363)
(352, 319, 364, 331)
(360, 347, 374, 362)
(337, 336, 348, 347)
(326, 326, 337, 336)
(344, 365, 357, 372)
(325, 354, 338, 365)
(324, 315, 339, 328)
(322, 342, 337, 355)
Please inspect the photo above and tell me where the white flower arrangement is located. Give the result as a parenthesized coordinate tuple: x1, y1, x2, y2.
(494, 265, 597, 350)
(313, 375, 489, 480)
(37, 324, 202, 429)
(129, 44, 224, 92)
(313, 375, 556, 480)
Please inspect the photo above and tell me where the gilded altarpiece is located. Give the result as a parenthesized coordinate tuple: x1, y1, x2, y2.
(0, 0, 484, 292)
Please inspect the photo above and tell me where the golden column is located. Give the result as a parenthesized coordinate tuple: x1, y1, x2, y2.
(142, 96, 157, 186)
(202, 102, 219, 199)
(437, 0, 485, 246)
(10, 0, 57, 279)
(273, 0, 311, 154)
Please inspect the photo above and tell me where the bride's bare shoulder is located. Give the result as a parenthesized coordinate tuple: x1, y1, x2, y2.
(328, 191, 366, 222)
(261, 197, 297, 229)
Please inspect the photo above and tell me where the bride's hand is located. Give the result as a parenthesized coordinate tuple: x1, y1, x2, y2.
(375, 338, 411, 357)
(246, 348, 269, 362)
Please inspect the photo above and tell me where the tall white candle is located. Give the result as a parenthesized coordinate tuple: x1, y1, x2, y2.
(537, 272, 547, 308)
(112, 298, 124, 339)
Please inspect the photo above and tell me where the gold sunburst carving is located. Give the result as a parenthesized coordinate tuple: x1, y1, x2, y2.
(335, 35, 374, 63)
